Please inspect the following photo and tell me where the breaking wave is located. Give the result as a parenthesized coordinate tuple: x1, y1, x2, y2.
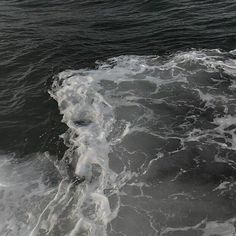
(1, 49, 236, 235)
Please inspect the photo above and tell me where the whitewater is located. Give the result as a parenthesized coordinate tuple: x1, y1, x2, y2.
(0, 49, 236, 236)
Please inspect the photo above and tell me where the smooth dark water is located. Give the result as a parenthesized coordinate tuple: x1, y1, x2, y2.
(0, 1, 236, 235)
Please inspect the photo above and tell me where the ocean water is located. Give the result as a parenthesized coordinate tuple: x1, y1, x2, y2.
(0, 1, 236, 236)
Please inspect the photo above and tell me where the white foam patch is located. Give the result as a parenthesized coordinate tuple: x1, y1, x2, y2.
(202, 220, 236, 236)
(0, 152, 60, 236)
(169, 49, 236, 75)
(213, 181, 230, 191)
(214, 115, 236, 150)
(161, 218, 236, 236)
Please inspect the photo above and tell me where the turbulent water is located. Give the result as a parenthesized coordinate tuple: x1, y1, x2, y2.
(1, 1, 236, 236)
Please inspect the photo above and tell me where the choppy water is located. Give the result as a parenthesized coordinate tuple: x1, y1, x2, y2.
(0, 1, 236, 236)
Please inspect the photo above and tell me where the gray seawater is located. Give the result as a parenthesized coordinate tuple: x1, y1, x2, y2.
(0, 1, 236, 236)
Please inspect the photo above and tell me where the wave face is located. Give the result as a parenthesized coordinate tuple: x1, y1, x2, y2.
(0, 49, 236, 236)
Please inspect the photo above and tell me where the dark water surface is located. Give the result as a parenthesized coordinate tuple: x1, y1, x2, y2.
(0, 1, 236, 235)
